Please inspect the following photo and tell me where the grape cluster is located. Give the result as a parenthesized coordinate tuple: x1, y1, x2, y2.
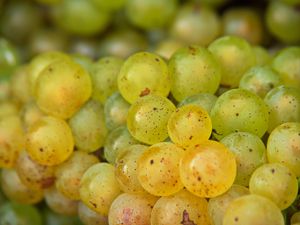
(0, 0, 300, 225)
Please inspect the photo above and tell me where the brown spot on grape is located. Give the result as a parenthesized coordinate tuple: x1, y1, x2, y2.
(89, 201, 97, 208)
(155, 58, 160, 62)
(140, 88, 150, 97)
(189, 136, 193, 140)
(39, 148, 44, 152)
(271, 168, 275, 174)
(41, 177, 55, 189)
(181, 210, 196, 225)
(235, 113, 239, 116)
(197, 176, 201, 181)
(234, 217, 239, 222)
(150, 159, 154, 165)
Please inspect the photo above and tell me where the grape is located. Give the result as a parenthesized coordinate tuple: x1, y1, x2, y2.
(1, 169, 43, 204)
(249, 163, 298, 210)
(211, 88, 269, 140)
(69, 100, 107, 152)
(137, 142, 184, 196)
(267, 122, 300, 177)
(180, 140, 236, 198)
(170, 3, 221, 46)
(26, 116, 74, 166)
(55, 151, 99, 200)
(90, 56, 124, 104)
(45, 187, 78, 216)
(104, 92, 130, 131)
(0, 101, 19, 119)
(264, 85, 300, 133)
(71, 54, 93, 72)
(239, 66, 282, 98)
(177, 93, 217, 115)
(271, 47, 300, 88)
(10, 65, 31, 104)
(127, 95, 175, 145)
(168, 104, 212, 148)
(70, 37, 98, 60)
(43, 208, 82, 225)
(115, 144, 148, 194)
(291, 212, 300, 224)
(34, 59, 92, 119)
(208, 36, 256, 88)
(253, 46, 272, 66)
(0, 115, 25, 168)
(223, 194, 284, 225)
(154, 39, 184, 60)
(220, 132, 266, 186)
(0, 38, 20, 76)
(20, 101, 45, 132)
(168, 45, 221, 102)
(80, 163, 121, 215)
(108, 193, 158, 225)
(0, 202, 42, 225)
(118, 52, 170, 104)
(151, 189, 210, 225)
(0, 75, 11, 101)
(125, 0, 178, 30)
(91, 0, 125, 12)
(52, 0, 111, 36)
(78, 201, 108, 225)
(104, 126, 140, 164)
(208, 185, 249, 225)
(16, 150, 55, 190)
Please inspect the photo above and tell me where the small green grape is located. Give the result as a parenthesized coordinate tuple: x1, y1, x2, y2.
(90, 0, 125, 12)
(291, 212, 300, 224)
(0, 39, 19, 76)
(78, 201, 108, 225)
(253, 46, 272, 66)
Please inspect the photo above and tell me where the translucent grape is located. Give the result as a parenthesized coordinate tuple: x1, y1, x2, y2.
(55, 151, 99, 200)
(180, 140, 236, 198)
(168, 104, 212, 148)
(108, 193, 158, 225)
(78, 201, 108, 225)
(127, 95, 176, 145)
(291, 212, 300, 224)
(90, 56, 124, 104)
(115, 144, 148, 194)
(267, 122, 300, 177)
(80, 163, 121, 215)
(20, 101, 45, 132)
(249, 163, 298, 209)
(26, 116, 74, 166)
(208, 185, 249, 225)
(117, 52, 170, 104)
(151, 189, 210, 225)
(208, 36, 256, 88)
(264, 85, 300, 133)
(211, 88, 269, 140)
(137, 142, 184, 196)
(220, 132, 266, 186)
(69, 100, 107, 152)
(223, 194, 284, 225)
(154, 39, 184, 60)
(35, 59, 92, 119)
(169, 45, 221, 102)
(253, 46, 272, 66)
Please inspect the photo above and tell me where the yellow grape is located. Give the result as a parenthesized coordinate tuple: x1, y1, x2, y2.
(20, 101, 45, 132)
(0, 101, 19, 119)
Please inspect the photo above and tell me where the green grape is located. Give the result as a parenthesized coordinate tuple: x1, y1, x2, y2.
(249, 163, 298, 210)
(222, 8, 263, 45)
(0, 38, 19, 76)
(55, 151, 99, 200)
(45, 187, 78, 216)
(180, 140, 236, 198)
(0, 115, 25, 168)
(253, 46, 272, 66)
(264, 85, 300, 133)
(266, 1, 300, 43)
(26, 116, 74, 166)
(80, 163, 121, 215)
(52, 0, 111, 36)
(78, 201, 108, 225)
(35, 58, 92, 119)
(239, 66, 283, 98)
(43, 208, 82, 225)
(151, 189, 210, 225)
(168, 104, 212, 148)
(0, 101, 19, 119)
(271, 47, 300, 88)
(71, 54, 93, 72)
(177, 93, 218, 115)
(104, 92, 130, 131)
(211, 88, 269, 140)
(0, 75, 11, 101)
(223, 194, 284, 225)
(115, 144, 148, 194)
(0, 202, 42, 225)
(16, 150, 55, 190)
(69, 100, 107, 152)
(127, 95, 175, 145)
(137, 142, 184, 196)
(208, 36, 256, 88)
(208, 185, 249, 225)
(169, 45, 221, 102)
(108, 193, 158, 225)
(154, 39, 184, 60)
(20, 101, 45, 132)
(70, 37, 98, 60)
(220, 132, 266, 186)
(267, 122, 300, 177)
(104, 126, 140, 164)
(291, 212, 300, 224)
(118, 52, 170, 104)
(170, 3, 221, 46)
(90, 56, 124, 104)
(91, 0, 125, 11)
(125, 0, 178, 30)
(1, 169, 43, 204)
